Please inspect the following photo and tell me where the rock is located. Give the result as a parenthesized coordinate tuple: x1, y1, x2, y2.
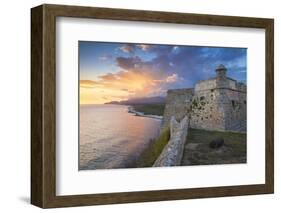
(209, 138, 224, 149)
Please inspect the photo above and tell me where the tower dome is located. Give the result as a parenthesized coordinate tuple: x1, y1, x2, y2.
(216, 64, 227, 79)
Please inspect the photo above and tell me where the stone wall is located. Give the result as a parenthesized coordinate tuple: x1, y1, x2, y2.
(153, 116, 188, 167)
(223, 89, 247, 132)
(195, 78, 216, 91)
(189, 88, 246, 132)
(189, 88, 226, 130)
(161, 88, 193, 130)
(161, 65, 247, 133)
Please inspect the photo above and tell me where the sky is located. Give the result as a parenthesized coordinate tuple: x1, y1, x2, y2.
(79, 41, 246, 104)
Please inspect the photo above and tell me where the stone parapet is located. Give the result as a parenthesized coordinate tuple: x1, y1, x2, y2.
(153, 116, 188, 167)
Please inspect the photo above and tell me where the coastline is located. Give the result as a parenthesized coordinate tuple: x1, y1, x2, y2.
(127, 106, 163, 120)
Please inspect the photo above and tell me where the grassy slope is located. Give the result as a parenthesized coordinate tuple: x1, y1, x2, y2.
(134, 128, 170, 168)
(181, 128, 247, 166)
(131, 126, 246, 168)
(130, 103, 165, 116)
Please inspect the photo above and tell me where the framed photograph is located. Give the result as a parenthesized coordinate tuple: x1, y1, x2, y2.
(31, 4, 274, 208)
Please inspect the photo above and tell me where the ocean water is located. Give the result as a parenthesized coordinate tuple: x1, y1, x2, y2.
(79, 104, 161, 170)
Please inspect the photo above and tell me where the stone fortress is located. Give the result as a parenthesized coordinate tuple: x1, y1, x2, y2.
(162, 64, 247, 133)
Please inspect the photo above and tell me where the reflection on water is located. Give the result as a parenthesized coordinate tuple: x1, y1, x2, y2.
(79, 104, 161, 170)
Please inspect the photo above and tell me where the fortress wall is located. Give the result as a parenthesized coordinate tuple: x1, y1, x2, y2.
(190, 88, 246, 132)
(227, 79, 237, 90)
(161, 88, 194, 130)
(161, 65, 247, 133)
(162, 87, 246, 132)
(223, 89, 247, 132)
(189, 89, 226, 130)
(237, 83, 247, 92)
(195, 79, 216, 91)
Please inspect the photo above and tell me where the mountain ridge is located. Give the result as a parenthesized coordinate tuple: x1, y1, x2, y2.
(105, 96, 166, 105)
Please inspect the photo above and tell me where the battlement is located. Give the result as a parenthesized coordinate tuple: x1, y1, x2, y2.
(195, 64, 246, 93)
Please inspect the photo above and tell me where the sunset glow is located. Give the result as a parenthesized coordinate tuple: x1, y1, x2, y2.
(79, 42, 246, 104)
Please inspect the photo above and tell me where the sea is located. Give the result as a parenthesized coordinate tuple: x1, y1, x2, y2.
(79, 104, 161, 170)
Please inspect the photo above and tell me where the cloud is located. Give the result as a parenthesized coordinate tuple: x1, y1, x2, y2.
(166, 73, 179, 83)
(80, 58, 183, 101)
(136, 44, 153, 51)
(116, 56, 142, 70)
(115, 55, 179, 82)
(153, 73, 180, 84)
(119, 43, 155, 53)
(119, 44, 135, 53)
(98, 73, 118, 81)
(80, 80, 100, 88)
(171, 46, 180, 54)
(80, 70, 155, 100)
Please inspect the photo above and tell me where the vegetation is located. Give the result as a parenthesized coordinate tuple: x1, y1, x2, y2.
(134, 128, 170, 167)
(131, 103, 165, 116)
(181, 128, 246, 165)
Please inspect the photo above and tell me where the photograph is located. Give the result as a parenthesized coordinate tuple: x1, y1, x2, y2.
(79, 41, 247, 170)
(29, 3, 274, 208)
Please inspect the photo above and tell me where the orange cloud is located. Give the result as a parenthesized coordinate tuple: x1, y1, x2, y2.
(80, 69, 181, 104)
(80, 80, 100, 88)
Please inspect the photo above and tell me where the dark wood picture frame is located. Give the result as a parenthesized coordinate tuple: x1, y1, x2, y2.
(31, 4, 274, 208)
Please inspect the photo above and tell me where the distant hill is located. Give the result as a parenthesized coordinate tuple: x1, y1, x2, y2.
(105, 101, 120, 105)
(105, 96, 166, 105)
